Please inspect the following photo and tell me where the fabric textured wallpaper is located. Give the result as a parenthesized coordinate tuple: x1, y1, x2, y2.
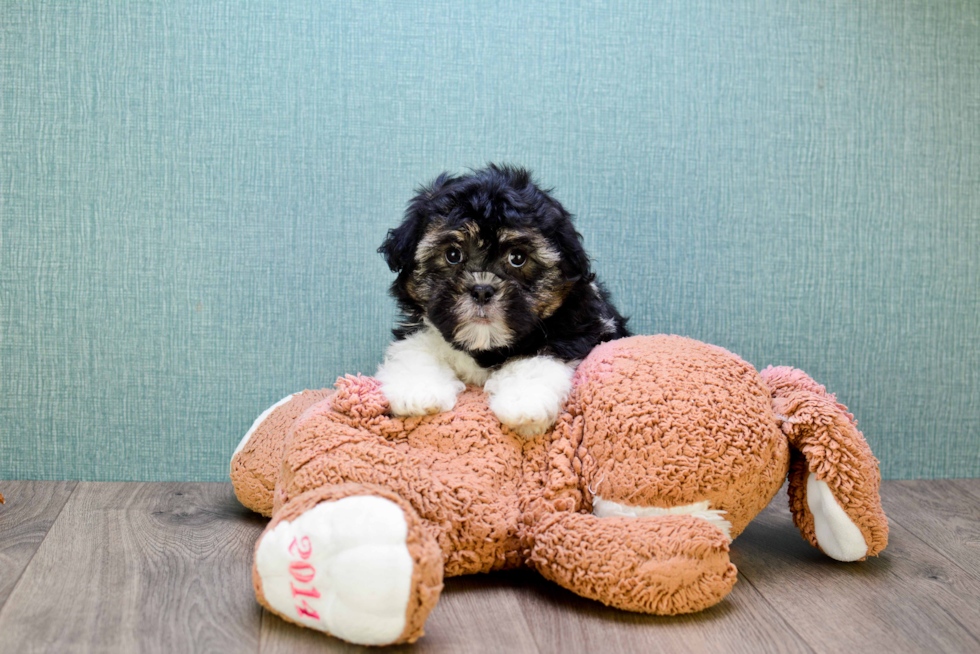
(1, 1, 978, 481)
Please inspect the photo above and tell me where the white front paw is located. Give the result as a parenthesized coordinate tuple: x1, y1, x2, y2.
(380, 376, 464, 417)
(484, 356, 574, 436)
(487, 386, 561, 436)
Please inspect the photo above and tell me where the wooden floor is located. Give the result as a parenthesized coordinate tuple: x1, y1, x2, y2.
(1, 480, 978, 654)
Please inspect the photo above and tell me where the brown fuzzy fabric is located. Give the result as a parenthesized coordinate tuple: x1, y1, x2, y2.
(233, 335, 888, 644)
(564, 336, 790, 539)
(231, 389, 334, 516)
(253, 483, 444, 645)
(518, 335, 783, 614)
(760, 366, 889, 558)
(530, 512, 737, 614)
(276, 375, 526, 576)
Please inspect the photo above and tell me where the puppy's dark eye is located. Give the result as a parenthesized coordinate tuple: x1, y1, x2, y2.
(445, 247, 463, 265)
(508, 249, 527, 268)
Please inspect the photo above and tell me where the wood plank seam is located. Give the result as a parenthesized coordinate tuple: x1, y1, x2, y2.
(510, 592, 546, 654)
(950, 478, 980, 503)
(737, 504, 980, 652)
(732, 570, 819, 654)
(884, 511, 980, 586)
(936, 604, 980, 651)
(0, 481, 78, 619)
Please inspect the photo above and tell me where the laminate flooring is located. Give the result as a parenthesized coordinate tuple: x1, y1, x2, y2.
(1, 480, 978, 654)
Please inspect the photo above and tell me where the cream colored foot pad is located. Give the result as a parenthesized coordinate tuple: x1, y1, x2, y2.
(255, 495, 413, 645)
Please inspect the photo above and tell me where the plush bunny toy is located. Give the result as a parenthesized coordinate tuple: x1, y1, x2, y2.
(231, 335, 887, 646)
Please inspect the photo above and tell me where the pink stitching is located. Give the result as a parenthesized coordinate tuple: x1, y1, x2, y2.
(296, 600, 320, 620)
(288, 536, 313, 560)
(289, 561, 315, 584)
(291, 582, 321, 599)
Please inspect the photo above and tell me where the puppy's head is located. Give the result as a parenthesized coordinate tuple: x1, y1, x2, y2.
(379, 164, 590, 353)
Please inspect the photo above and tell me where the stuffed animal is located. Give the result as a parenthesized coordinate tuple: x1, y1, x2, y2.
(231, 335, 887, 646)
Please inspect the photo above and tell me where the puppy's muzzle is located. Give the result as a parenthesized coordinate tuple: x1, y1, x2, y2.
(469, 284, 496, 305)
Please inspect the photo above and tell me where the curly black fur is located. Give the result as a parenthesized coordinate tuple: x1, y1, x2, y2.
(379, 164, 629, 368)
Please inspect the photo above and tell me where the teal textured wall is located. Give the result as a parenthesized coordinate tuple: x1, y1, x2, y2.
(1, 1, 978, 482)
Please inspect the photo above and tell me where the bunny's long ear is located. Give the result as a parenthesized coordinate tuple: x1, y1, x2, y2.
(760, 366, 888, 561)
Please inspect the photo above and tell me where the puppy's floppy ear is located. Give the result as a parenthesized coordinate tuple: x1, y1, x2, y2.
(379, 172, 457, 273)
(549, 206, 592, 282)
(378, 217, 421, 273)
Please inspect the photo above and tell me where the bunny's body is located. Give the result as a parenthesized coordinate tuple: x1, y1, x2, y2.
(232, 335, 887, 646)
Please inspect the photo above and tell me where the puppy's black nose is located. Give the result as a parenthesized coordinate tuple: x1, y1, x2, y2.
(470, 284, 496, 305)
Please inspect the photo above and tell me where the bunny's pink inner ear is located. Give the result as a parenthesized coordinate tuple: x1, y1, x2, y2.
(332, 374, 390, 418)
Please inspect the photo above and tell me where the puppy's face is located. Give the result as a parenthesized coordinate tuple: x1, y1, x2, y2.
(410, 220, 567, 351)
(380, 166, 590, 353)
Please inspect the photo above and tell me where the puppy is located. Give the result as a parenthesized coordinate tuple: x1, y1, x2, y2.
(376, 164, 629, 435)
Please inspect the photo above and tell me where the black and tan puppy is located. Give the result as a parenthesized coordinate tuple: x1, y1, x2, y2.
(376, 164, 629, 435)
